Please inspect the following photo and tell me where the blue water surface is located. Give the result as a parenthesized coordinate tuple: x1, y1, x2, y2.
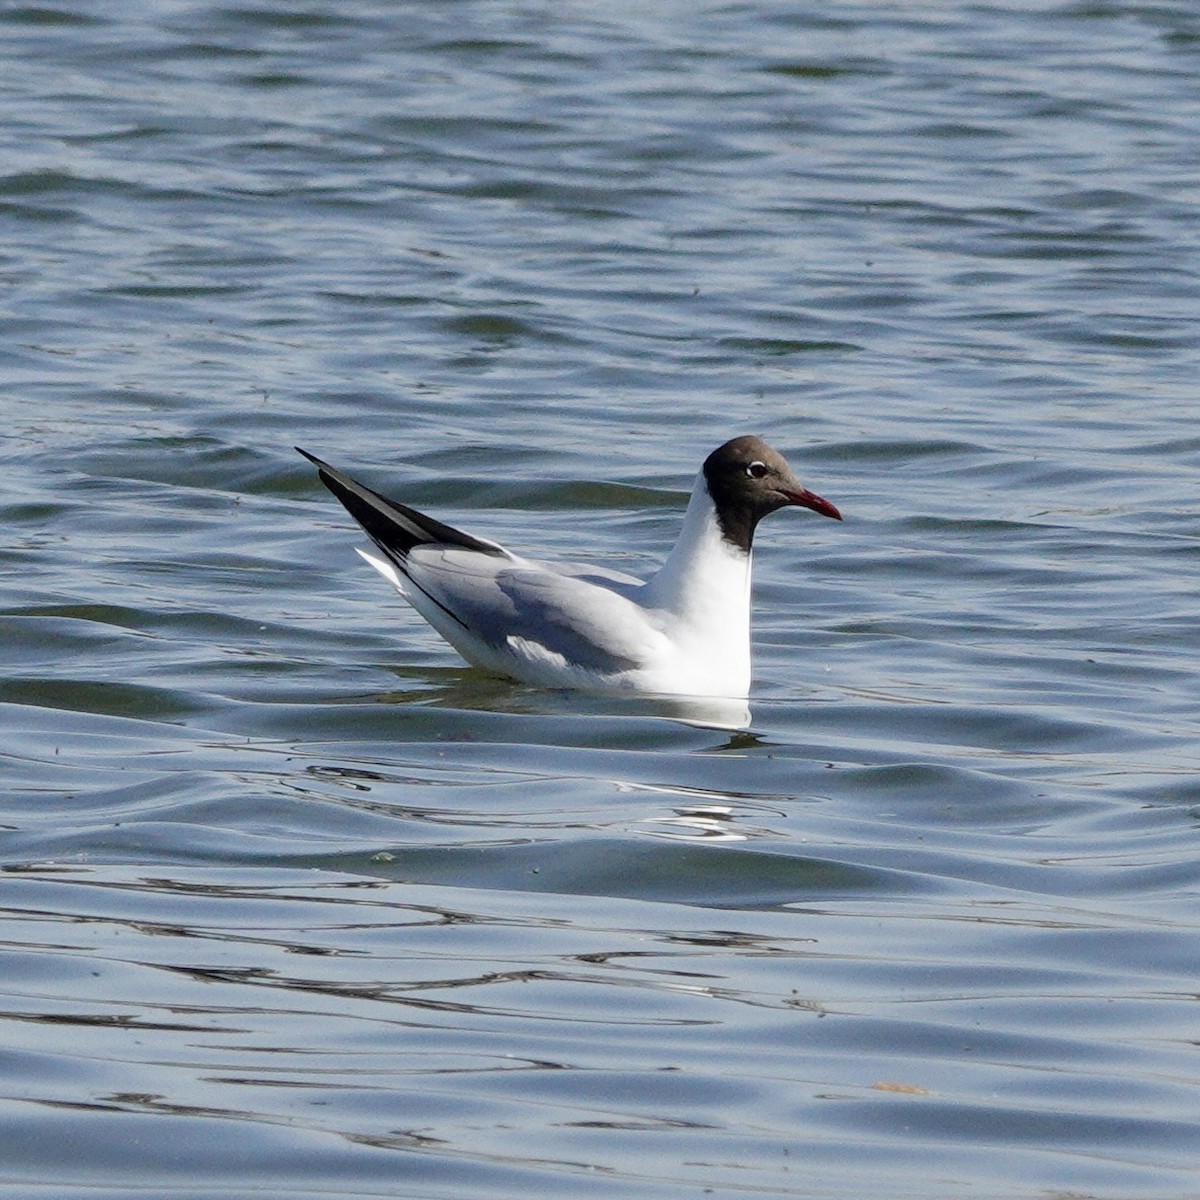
(2, 3, 1199, 1198)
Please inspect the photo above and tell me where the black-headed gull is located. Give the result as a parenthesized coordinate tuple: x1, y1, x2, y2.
(298, 436, 841, 700)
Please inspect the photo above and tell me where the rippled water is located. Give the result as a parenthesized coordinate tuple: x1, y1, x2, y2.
(3, 3, 1199, 1198)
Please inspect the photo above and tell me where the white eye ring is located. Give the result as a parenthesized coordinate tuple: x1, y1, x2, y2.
(746, 461, 768, 479)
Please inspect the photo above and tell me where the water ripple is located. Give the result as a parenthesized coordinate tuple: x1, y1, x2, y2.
(3, 2, 1199, 1196)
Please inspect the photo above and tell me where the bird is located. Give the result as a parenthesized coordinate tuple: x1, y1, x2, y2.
(297, 436, 841, 701)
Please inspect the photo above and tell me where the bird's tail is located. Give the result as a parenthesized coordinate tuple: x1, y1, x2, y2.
(296, 448, 508, 562)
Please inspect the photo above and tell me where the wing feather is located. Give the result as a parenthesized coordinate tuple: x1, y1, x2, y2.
(300, 449, 663, 684)
(297, 448, 510, 560)
(404, 548, 664, 676)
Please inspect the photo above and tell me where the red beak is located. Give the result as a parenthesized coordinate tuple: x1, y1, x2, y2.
(785, 487, 842, 521)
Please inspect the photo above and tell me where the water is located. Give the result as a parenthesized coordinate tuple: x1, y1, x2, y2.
(2, 3, 1199, 1197)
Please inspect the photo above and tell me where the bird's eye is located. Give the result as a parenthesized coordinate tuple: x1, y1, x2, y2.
(746, 461, 768, 479)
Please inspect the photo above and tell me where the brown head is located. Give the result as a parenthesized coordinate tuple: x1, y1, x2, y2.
(702, 435, 841, 553)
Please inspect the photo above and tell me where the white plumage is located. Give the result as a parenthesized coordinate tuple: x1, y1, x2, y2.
(298, 436, 840, 701)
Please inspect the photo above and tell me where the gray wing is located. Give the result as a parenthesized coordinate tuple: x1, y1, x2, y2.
(404, 547, 664, 675)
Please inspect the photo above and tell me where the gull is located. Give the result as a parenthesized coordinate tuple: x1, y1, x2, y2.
(297, 436, 841, 701)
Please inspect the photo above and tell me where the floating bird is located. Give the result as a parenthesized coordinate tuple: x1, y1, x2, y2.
(298, 436, 840, 700)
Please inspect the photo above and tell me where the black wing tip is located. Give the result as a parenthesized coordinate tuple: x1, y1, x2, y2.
(295, 447, 507, 560)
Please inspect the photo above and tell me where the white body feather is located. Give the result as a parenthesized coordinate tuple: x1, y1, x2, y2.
(301, 433, 839, 713)
(356, 472, 753, 699)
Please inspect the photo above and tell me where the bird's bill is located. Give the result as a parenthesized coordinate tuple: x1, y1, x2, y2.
(784, 487, 842, 521)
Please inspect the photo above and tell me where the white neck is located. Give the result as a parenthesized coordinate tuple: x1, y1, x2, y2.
(640, 473, 753, 694)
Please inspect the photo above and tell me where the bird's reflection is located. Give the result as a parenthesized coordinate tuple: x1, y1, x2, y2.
(366, 663, 758, 740)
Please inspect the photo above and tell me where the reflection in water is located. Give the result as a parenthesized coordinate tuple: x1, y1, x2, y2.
(639, 806, 747, 842)
(648, 695, 752, 732)
(295, 748, 792, 846)
(372, 666, 754, 732)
